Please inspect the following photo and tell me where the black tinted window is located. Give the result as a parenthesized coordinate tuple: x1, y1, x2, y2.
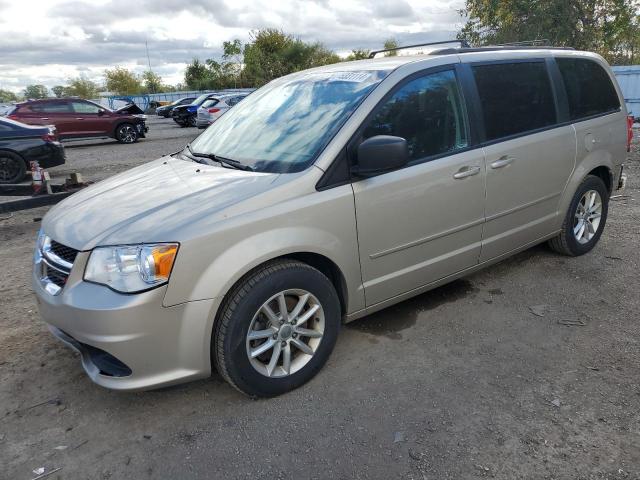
(557, 58, 620, 120)
(363, 70, 468, 162)
(473, 62, 556, 141)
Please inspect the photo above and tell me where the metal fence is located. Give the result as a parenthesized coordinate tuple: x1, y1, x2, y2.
(612, 66, 640, 118)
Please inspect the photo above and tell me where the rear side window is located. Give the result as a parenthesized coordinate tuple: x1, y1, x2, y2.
(556, 58, 620, 120)
(201, 99, 219, 108)
(363, 69, 468, 162)
(30, 103, 72, 113)
(473, 62, 556, 141)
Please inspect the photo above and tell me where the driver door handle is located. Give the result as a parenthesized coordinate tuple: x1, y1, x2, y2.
(453, 165, 481, 179)
(76, 118, 85, 120)
(490, 155, 515, 169)
(40, 118, 49, 121)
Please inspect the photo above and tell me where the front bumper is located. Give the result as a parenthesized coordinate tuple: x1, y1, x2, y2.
(136, 122, 148, 138)
(33, 251, 217, 391)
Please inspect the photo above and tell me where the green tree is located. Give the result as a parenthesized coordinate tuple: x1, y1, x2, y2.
(65, 76, 100, 98)
(458, 0, 640, 64)
(104, 67, 143, 95)
(52, 85, 66, 98)
(243, 29, 339, 86)
(142, 71, 164, 93)
(383, 38, 399, 56)
(184, 58, 211, 90)
(23, 84, 49, 99)
(346, 48, 371, 60)
(0, 89, 18, 102)
(223, 39, 244, 87)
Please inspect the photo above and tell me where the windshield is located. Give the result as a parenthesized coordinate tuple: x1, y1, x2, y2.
(189, 70, 389, 173)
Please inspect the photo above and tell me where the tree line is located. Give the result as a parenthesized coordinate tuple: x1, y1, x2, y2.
(1, 1, 638, 103)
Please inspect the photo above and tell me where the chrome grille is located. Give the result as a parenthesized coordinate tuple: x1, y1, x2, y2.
(34, 234, 78, 295)
(50, 240, 78, 264)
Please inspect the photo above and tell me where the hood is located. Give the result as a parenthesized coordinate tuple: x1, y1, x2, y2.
(43, 156, 282, 250)
(114, 103, 144, 114)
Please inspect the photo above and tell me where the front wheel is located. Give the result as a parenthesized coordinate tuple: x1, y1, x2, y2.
(115, 123, 139, 144)
(213, 259, 341, 397)
(548, 175, 609, 256)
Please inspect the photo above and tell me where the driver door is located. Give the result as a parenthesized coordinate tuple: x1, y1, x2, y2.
(352, 68, 486, 306)
(70, 100, 111, 136)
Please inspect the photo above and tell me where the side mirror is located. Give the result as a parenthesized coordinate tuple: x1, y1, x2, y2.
(352, 135, 409, 177)
(98, 109, 105, 116)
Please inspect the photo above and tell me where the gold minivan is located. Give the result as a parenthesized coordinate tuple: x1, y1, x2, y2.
(33, 43, 631, 397)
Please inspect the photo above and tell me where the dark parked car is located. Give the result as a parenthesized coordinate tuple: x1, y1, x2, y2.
(0, 117, 65, 183)
(7, 98, 148, 144)
(171, 93, 219, 127)
(156, 97, 196, 117)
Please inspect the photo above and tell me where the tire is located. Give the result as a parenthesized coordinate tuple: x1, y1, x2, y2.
(0, 150, 27, 184)
(214, 259, 341, 397)
(548, 175, 609, 256)
(115, 123, 139, 144)
(186, 115, 196, 128)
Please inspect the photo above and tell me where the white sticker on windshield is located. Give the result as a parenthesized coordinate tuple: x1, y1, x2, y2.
(309, 71, 372, 83)
(327, 72, 372, 83)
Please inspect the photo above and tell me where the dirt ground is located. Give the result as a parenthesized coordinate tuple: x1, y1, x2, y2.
(1, 118, 639, 480)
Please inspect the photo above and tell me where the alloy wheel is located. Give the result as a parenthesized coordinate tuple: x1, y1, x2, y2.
(0, 155, 22, 183)
(118, 125, 137, 143)
(573, 189, 602, 244)
(245, 289, 325, 378)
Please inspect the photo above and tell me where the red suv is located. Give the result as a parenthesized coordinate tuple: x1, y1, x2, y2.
(8, 98, 148, 144)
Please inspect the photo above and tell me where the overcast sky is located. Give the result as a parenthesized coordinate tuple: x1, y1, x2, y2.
(0, 0, 465, 94)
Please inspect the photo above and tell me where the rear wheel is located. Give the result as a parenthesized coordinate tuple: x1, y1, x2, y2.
(214, 259, 341, 397)
(115, 123, 139, 144)
(0, 151, 27, 184)
(548, 175, 609, 256)
(186, 115, 197, 128)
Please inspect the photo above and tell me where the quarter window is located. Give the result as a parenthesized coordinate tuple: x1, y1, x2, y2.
(473, 62, 556, 141)
(363, 70, 468, 162)
(556, 58, 620, 120)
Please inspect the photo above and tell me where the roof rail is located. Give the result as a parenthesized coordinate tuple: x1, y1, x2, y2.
(368, 39, 471, 58)
(497, 39, 551, 47)
(429, 45, 574, 55)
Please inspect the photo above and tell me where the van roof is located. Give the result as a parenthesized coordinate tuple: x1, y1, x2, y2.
(304, 48, 604, 75)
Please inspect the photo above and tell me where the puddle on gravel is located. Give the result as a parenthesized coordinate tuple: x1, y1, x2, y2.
(347, 279, 477, 339)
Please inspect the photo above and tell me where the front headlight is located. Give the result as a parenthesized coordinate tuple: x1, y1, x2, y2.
(84, 243, 179, 293)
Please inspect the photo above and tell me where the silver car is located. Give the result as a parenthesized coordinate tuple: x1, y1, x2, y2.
(196, 93, 248, 128)
(33, 44, 630, 397)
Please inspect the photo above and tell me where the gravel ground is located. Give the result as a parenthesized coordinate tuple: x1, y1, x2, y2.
(0, 120, 638, 480)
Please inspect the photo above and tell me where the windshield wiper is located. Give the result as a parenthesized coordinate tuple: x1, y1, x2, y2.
(185, 144, 253, 171)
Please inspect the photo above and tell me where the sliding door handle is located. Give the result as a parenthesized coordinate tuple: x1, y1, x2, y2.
(490, 156, 515, 169)
(453, 165, 481, 179)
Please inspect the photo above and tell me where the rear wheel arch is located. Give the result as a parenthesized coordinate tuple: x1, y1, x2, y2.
(587, 165, 613, 193)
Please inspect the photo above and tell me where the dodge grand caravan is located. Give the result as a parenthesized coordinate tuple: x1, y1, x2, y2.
(33, 44, 631, 397)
